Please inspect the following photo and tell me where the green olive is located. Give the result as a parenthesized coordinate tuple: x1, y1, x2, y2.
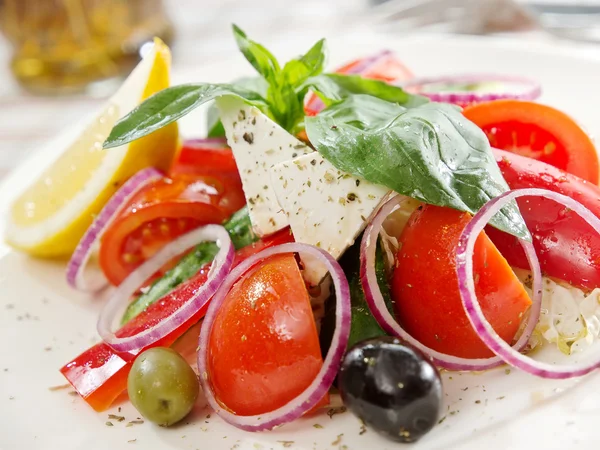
(127, 347, 199, 426)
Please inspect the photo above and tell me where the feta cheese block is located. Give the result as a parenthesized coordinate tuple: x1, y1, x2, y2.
(270, 152, 390, 285)
(216, 95, 313, 236)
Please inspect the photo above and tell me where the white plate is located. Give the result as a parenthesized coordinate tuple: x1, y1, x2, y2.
(2, 32, 600, 450)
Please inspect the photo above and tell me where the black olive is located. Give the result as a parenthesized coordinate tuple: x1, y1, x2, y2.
(338, 336, 443, 443)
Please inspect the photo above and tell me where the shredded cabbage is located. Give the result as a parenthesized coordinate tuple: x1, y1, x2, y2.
(380, 196, 421, 274)
(524, 276, 600, 355)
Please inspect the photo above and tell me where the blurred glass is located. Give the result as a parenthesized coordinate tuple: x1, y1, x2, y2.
(520, 1, 600, 42)
(0, 0, 174, 95)
(366, 0, 537, 35)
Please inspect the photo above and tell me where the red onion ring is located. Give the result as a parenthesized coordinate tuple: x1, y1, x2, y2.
(401, 74, 541, 105)
(360, 195, 542, 371)
(197, 243, 351, 432)
(97, 224, 234, 353)
(66, 167, 164, 292)
(457, 188, 600, 379)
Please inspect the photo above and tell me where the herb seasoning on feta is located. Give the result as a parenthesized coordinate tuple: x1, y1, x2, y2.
(271, 152, 389, 285)
(217, 95, 313, 236)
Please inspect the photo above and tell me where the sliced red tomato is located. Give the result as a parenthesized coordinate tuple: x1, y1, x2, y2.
(463, 100, 599, 183)
(61, 229, 294, 412)
(305, 51, 413, 116)
(99, 170, 245, 286)
(391, 205, 532, 359)
(171, 140, 239, 176)
(207, 253, 325, 416)
(486, 149, 600, 291)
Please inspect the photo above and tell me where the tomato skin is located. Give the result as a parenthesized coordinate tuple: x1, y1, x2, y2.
(486, 149, 600, 291)
(207, 254, 323, 416)
(61, 229, 294, 412)
(99, 171, 245, 286)
(171, 140, 239, 176)
(463, 100, 599, 183)
(391, 205, 531, 359)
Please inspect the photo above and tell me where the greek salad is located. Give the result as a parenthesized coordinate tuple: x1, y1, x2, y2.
(8, 25, 600, 444)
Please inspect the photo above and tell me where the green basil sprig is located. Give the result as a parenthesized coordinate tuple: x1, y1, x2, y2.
(305, 95, 529, 240)
(104, 84, 266, 149)
(304, 73, 427, 109)
(104, 25, 419, 148)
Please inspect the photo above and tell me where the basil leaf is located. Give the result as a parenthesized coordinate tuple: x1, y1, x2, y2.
(282, 38, 326, 86)
(306, 73, 427, 108)
(206, 76, 269, 138)
(104, 83, 266, 149)
(206, 104, 225, 138)
(232, 24, 280, 85)
(306, 95, 529, 240)
(267, 81, 304, 132)
(298, 38, 326, 75)
(235, 76, 269, 97)
(268, 39, 326, 132)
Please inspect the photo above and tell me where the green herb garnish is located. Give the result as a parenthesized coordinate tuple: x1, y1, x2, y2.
(305, 95, 529, 239)
(104, 25, 418, 148)
(104, 25, 528, 240)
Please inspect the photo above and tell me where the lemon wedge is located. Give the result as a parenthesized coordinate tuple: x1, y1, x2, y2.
(5, 38, 178, 257)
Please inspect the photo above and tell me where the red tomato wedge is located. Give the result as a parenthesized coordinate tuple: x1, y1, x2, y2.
(463, 100, 599, 183)
(61, 229, 294, 412)
(207, 253, 326, 416)
(487, 149, 600, 291)
(170, 140, 239, 176)
(99, 169, 245, 286)
(391, 205, 532, 359)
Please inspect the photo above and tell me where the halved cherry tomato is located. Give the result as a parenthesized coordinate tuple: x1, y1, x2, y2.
(207, 253, 324, 416)
(99, 170, 245, 286)
(305, 52, 413, 116)
(463, 100, 599, 183)
(61, 229, 294, 412)
(391, 205, 531, 359)
(487, 149, 600, 291)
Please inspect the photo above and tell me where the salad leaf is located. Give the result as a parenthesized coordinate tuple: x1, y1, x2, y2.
(305, 95, 530, 240)
(104, 26, 430, 148)
(265, 38, 327, 131)
(305, 73, 427, 108)
(232, 24, 281, 86)
(206, 76, 269, 137)
(104, 83, 267, 149)
(206, 106, 225, 138)
(282, 39, 326, 87)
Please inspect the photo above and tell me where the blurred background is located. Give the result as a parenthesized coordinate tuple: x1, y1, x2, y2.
(0, 0, 599, 181)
